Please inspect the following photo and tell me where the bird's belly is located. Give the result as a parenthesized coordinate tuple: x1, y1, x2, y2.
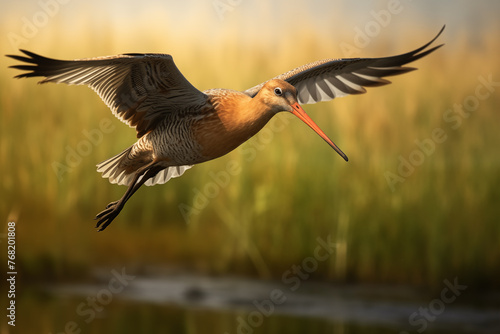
(147, 107, 272, 166)
(147, 118, 205, 165)
(192, 112, 270, 162)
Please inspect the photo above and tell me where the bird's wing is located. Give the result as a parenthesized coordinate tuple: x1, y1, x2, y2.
(7, 51, 207, 137)
(244, 26, 444, 104)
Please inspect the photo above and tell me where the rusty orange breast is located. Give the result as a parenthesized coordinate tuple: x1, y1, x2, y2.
(193, 89, 273, 161)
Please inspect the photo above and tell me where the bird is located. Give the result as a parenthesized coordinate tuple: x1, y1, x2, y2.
(7, 26, 444, 231)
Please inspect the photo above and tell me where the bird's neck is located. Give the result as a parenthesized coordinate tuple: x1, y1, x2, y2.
(216, 91, 274, 134)
(194, 91, 275, 160)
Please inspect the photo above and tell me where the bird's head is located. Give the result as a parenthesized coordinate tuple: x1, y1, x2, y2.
(259, 79, 348, 161)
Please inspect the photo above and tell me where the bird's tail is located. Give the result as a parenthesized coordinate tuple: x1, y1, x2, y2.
(96, 147, 136, 186)
(96, 147, 192, 187)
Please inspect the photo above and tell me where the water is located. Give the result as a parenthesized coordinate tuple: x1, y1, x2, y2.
(9, 270, 500, 334)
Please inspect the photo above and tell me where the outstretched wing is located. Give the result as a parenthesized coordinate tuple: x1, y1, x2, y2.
(244, 26, 445, 104)
(7, 51, 207, 137)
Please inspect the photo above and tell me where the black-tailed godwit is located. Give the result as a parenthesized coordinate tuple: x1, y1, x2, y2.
(7, 26, 444, 230)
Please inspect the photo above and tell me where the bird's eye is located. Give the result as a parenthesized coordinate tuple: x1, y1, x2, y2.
(274, 87, 283, 96)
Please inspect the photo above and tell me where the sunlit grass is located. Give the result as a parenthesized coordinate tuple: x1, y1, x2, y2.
(1, 19, 499, 289)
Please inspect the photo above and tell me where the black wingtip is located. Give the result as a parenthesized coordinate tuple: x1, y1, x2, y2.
(438, 24, 446, 36)
(6, 49, 41, 63)
(6, 49, 63, 82)
(429, 25, 445, 47)
(6, 50, 37, 79)
(410, 24, 446, 58)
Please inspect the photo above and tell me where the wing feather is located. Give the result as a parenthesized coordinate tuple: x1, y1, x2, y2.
(244, 26, 445, 105)
(7, 50, 207, 137)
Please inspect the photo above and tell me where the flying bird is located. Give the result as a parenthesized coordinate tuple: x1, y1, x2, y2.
(7, 26, 444, 231)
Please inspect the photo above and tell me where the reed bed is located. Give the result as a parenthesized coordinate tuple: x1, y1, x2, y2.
(1, 16, 499, 289)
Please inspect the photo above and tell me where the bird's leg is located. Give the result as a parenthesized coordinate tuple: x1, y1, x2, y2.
(94, 162, 163, 231)
(94, 175, 144, 231)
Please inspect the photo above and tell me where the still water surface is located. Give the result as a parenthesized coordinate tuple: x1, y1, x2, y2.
(12, 270, 500, 334)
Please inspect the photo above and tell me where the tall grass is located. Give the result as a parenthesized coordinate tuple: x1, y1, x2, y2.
(1, 15, 499, 289)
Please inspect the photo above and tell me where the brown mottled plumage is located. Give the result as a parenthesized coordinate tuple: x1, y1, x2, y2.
(6, 26, 444, 230)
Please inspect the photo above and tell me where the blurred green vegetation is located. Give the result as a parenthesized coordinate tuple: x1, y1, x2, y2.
(1, 22, 499, 289)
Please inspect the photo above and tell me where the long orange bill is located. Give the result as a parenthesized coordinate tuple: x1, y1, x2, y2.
(291, 102, 348, 162)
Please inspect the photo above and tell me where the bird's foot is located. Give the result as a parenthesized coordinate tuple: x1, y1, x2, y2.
(94, 201, 122, 232)
(105, 200, 119, 209)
